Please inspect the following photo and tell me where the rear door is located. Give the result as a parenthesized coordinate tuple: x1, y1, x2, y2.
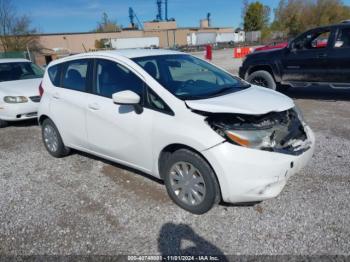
(49, 59, 92, 148)
(281, 27, 334, 83)
(325, 26, 350, 84)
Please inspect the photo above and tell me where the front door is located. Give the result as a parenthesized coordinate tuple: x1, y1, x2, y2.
(281, 28, 333, 84)
(85, 58, 154, 172)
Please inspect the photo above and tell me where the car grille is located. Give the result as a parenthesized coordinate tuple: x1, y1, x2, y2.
(30, 96, 41, 103)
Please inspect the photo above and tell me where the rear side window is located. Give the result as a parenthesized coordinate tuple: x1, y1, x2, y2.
(95, 59, 144, 98)
(62, 60, 89, 92)
(48, 65, 61, 86)
(334, 28, 350, 48)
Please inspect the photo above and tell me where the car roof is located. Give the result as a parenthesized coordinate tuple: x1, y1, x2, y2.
(49, 49, 186, 66)
(0, 58, 31, 63)
(95, 49, 184, 58)
(307, 22, 350, 32)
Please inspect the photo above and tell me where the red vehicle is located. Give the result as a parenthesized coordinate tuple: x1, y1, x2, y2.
(255, 39, 328, 52)
(254, 42, 288, 52)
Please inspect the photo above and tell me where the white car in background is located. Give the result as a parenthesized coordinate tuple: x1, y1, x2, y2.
(38, 50, 315, 214)
(0, 58, 43, 128)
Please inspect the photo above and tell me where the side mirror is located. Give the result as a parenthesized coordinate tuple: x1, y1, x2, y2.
(112, 90, 140, 105)
(112, 90, 143, 114)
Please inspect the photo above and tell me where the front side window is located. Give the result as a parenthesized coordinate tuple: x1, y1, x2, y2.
(133, 55, 249, 100)
(0, 62, 44, 82)
(95, 59, 144, 98)
(294, 29, 331, 50)
(62, 60, 89, 92)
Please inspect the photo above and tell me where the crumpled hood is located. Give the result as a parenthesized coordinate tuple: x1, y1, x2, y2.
(185, 85, 295, 115)
(0, 78, 42, 97)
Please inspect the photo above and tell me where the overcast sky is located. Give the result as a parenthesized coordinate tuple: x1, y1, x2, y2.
(14, 0, 350, 33)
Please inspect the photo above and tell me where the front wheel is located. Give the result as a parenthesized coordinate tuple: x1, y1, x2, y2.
(247, 70, 276, 90)
(41, 118, 70, 158)
(0, 119, 8, 128)
(163, 149, 220, 214)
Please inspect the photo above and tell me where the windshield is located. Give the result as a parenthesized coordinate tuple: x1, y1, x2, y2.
(0, 62, 44, 82)
(133, 54, 250, 100)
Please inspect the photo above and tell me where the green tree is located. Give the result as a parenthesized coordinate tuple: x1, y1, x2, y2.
(95, 12, 121, 33)
(272, 0, 350, 37)
(243, 1, 270, 31)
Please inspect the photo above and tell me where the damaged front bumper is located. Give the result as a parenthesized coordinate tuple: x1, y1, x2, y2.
(206, 108, 311, 156)
(202, 124, 315, 204)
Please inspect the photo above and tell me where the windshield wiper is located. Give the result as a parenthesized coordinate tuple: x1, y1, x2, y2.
(210, 86, 236, 96)
(178, 94, 204, 100)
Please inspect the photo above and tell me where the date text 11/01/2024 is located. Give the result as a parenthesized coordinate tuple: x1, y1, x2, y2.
(127, 255, 221, 261)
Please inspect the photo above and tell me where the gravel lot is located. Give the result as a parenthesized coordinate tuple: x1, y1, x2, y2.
(0, 50, 350, 256)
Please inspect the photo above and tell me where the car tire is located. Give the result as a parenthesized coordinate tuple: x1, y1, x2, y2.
(247, 70, 277, 90)
(0, 119, 8, 128)
(41, 118, 70, 158)
(163, 149, 220, 214)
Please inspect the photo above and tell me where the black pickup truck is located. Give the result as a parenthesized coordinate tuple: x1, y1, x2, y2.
(239, 22, 350, 90)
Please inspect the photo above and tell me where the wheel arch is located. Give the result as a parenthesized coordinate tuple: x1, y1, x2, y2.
(157, 143, 222, 201)
(38, 114, 50, 126)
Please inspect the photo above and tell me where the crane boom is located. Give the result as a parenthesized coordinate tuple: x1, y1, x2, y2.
(128, 7, 143, 30)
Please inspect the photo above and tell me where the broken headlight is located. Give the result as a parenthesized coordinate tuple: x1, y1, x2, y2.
(225, 129, 276, 149)
(207, 109, 309, 154)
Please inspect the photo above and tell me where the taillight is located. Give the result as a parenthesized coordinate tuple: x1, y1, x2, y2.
(39, 81, 44, 97)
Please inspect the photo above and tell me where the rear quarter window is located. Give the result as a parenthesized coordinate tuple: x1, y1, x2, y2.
(48, 64, 61, 87)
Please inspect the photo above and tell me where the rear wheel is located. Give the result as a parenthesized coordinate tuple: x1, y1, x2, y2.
(163, 149, 220, 214)
(247, 70, 276, 90)
(41, 118, 70, 158)
(0, 119, 8, 128)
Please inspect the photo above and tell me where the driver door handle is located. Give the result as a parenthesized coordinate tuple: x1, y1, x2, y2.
(88, 103, 100, 110)
(317, 53, 327, 58)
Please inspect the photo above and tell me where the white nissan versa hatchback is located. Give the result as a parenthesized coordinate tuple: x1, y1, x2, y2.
(38, 49, 315, 214)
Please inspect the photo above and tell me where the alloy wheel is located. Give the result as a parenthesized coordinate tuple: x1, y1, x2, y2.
(252, 76, 269, 87)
